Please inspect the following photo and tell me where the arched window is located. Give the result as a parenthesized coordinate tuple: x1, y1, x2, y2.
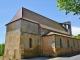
(60, 38, 63, 48)
(67, 39, 70, 48)
(77, 40, 79, 47)
(29, 38, 32, 48)
(73, 40, 75, 47)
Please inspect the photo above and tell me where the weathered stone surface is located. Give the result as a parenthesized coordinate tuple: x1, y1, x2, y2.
(41, 28, 50, 35)
(20, 34, 41, 58)
(20, 19, 41, 58)
(55, 35, 80, 56)
(42, 35, 56, 56)
(21, 20, 38, 35)
(4, 20, 21, 60)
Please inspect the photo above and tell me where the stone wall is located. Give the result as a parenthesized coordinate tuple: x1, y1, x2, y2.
(21, 20, 39, 34)
(41, 28, 50, 36)
(7, 20, 21, 32)
(42, 35, 56, 56)
(20, 20, 41, 58)
(4, 20, 21, 60)
(20, 34, 41, 58)
(55, 35, 80, 56)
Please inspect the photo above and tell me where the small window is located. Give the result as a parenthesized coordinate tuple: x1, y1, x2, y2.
(77, 40, 79, 47)
(29, 38, 32, 48)
(73, 40, 75, 47)
(60, 38, 63, 48)
(67, 39, 70, 47)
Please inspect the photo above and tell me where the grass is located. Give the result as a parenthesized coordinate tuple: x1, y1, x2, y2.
(0, 56, 2, 58)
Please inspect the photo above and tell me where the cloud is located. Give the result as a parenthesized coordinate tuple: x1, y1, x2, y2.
(72, 26, 80, 36)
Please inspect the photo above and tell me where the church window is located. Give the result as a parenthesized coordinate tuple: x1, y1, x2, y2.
(73, 40, 75, 47)
(60, 38, 63, 48)
(29, 38, 32, 48)
(67, 39, 70, 48)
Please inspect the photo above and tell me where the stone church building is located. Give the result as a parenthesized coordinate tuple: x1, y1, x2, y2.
(3, 7, 80, 60)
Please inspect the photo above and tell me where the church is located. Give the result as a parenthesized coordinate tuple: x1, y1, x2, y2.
(3, 7, 80, 60)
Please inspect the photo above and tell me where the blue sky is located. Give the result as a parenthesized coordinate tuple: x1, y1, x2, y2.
(0, 0, 80, 43)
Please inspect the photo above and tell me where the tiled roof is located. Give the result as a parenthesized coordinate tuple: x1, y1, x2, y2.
(8, 7, 68, 35)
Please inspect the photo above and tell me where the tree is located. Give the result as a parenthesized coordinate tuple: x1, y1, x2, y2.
(0, 44, 5, 56)
(57, 0, 80, 15)
(74, 34, 80, 38)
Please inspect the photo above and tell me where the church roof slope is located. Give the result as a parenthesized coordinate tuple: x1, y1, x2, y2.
(7, 7, 68, 35)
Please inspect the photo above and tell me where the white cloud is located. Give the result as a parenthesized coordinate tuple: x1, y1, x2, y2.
(72, 26, 80, 36)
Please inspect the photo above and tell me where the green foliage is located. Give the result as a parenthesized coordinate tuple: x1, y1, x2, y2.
(73, 34, 80, 38)
(0, 44, 5, 56)
(57, 0, 80, 15)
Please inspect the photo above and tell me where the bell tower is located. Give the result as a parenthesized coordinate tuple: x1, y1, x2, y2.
(60, 21, 72, 36)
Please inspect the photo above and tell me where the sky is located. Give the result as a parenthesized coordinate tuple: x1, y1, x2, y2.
(0, 0, 80, 43)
